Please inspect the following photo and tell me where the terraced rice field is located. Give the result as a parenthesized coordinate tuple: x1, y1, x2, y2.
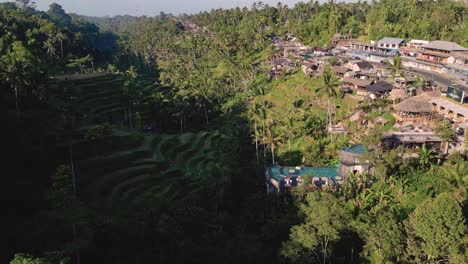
(75, 132, 225, 208)
(53, 75, 227, 209)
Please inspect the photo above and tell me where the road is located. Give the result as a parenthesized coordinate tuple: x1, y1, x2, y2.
(405, 67, 455, 88)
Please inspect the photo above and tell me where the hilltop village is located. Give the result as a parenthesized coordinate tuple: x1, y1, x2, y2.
(266, 34, 468, 192)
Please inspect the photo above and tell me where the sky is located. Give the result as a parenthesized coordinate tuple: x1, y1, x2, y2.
(0, 0, 334, 17)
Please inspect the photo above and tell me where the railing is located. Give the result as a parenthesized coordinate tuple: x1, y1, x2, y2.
(421, 49, 451, 57)
(416, 57, 446, 65)
(392, 113, 430, 123)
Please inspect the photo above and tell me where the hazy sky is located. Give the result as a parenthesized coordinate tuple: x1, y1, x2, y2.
(0, 0, 335, 17)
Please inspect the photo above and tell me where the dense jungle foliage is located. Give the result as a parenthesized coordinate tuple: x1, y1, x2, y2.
(2, 0, 467, 263)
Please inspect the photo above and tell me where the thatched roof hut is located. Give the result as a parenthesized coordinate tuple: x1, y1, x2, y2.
(395, 96, 433, 113)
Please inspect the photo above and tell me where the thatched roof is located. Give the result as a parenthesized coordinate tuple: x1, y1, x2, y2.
(389, 89, 408, 100)
(395, 96, 432, 113)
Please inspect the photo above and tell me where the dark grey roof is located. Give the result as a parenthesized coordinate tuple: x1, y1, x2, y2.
(422, 41, 468, 52)
(367, 81, 393, 93)
(378, 37, 406, 45)
(355, 61, 373, 70)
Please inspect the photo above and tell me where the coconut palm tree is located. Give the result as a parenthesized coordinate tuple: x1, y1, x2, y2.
(248, 102, 262, 162)
(280, 110, 299, 155)
(384, 54, 402, 80)
(316, 65, 341, 138)
(55, 30, 66, 59)
(43, 38, 56, 60)
(263, 126, 281, 164)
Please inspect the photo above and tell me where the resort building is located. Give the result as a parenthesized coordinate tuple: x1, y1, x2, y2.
(430, 97, 468, 124)
(377, 37, 406, 50)
(418, 41, 468, 65)
(393, 95, 435, 125)
(382, 131, 442, 151)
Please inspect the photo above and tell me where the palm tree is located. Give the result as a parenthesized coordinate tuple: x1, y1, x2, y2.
(384, 54, 402, 81)
(248, 102, 262, 162)
(43, 38, 56, 61)
(257, 100, 271, 160)
(419, 144, 435, 170)
(0, 41, 34, 119)
(55, 31, 66, 59)
(124, 66, 139, 129)
(263, 126, 281, 164)
(280, 111, 298, 155)
(316, 65, 341, 138)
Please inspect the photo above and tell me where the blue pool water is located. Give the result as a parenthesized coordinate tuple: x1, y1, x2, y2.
(267, 165, 339, 181)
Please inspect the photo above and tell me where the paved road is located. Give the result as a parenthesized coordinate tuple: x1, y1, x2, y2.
(405, 67, 455, 88)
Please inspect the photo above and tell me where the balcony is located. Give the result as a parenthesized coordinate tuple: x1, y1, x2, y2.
(421, 49, 451, 58)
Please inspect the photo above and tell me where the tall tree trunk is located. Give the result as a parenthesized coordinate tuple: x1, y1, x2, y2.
(255, 120, 259, 163)
(271, 145, 275, 164)
(128, 106, 133, 129)
(328, 98, 333, 141)
(14, 84, 20, 120)
(60, 40, 64, 59)
(180, 114, 183, 135)
(204, 104, 209, 129)
(69, 141, 80, 264)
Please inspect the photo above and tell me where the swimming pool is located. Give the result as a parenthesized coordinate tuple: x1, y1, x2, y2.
(267, 165, 339, 181)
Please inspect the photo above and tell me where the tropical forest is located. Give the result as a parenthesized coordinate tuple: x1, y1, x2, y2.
(2, 0, 467, 263)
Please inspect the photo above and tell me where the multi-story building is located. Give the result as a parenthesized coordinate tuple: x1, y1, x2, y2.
(418, 41, 468, 65)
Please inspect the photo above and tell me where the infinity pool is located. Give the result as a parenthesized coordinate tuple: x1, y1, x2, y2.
(267, 165, 339, 181)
